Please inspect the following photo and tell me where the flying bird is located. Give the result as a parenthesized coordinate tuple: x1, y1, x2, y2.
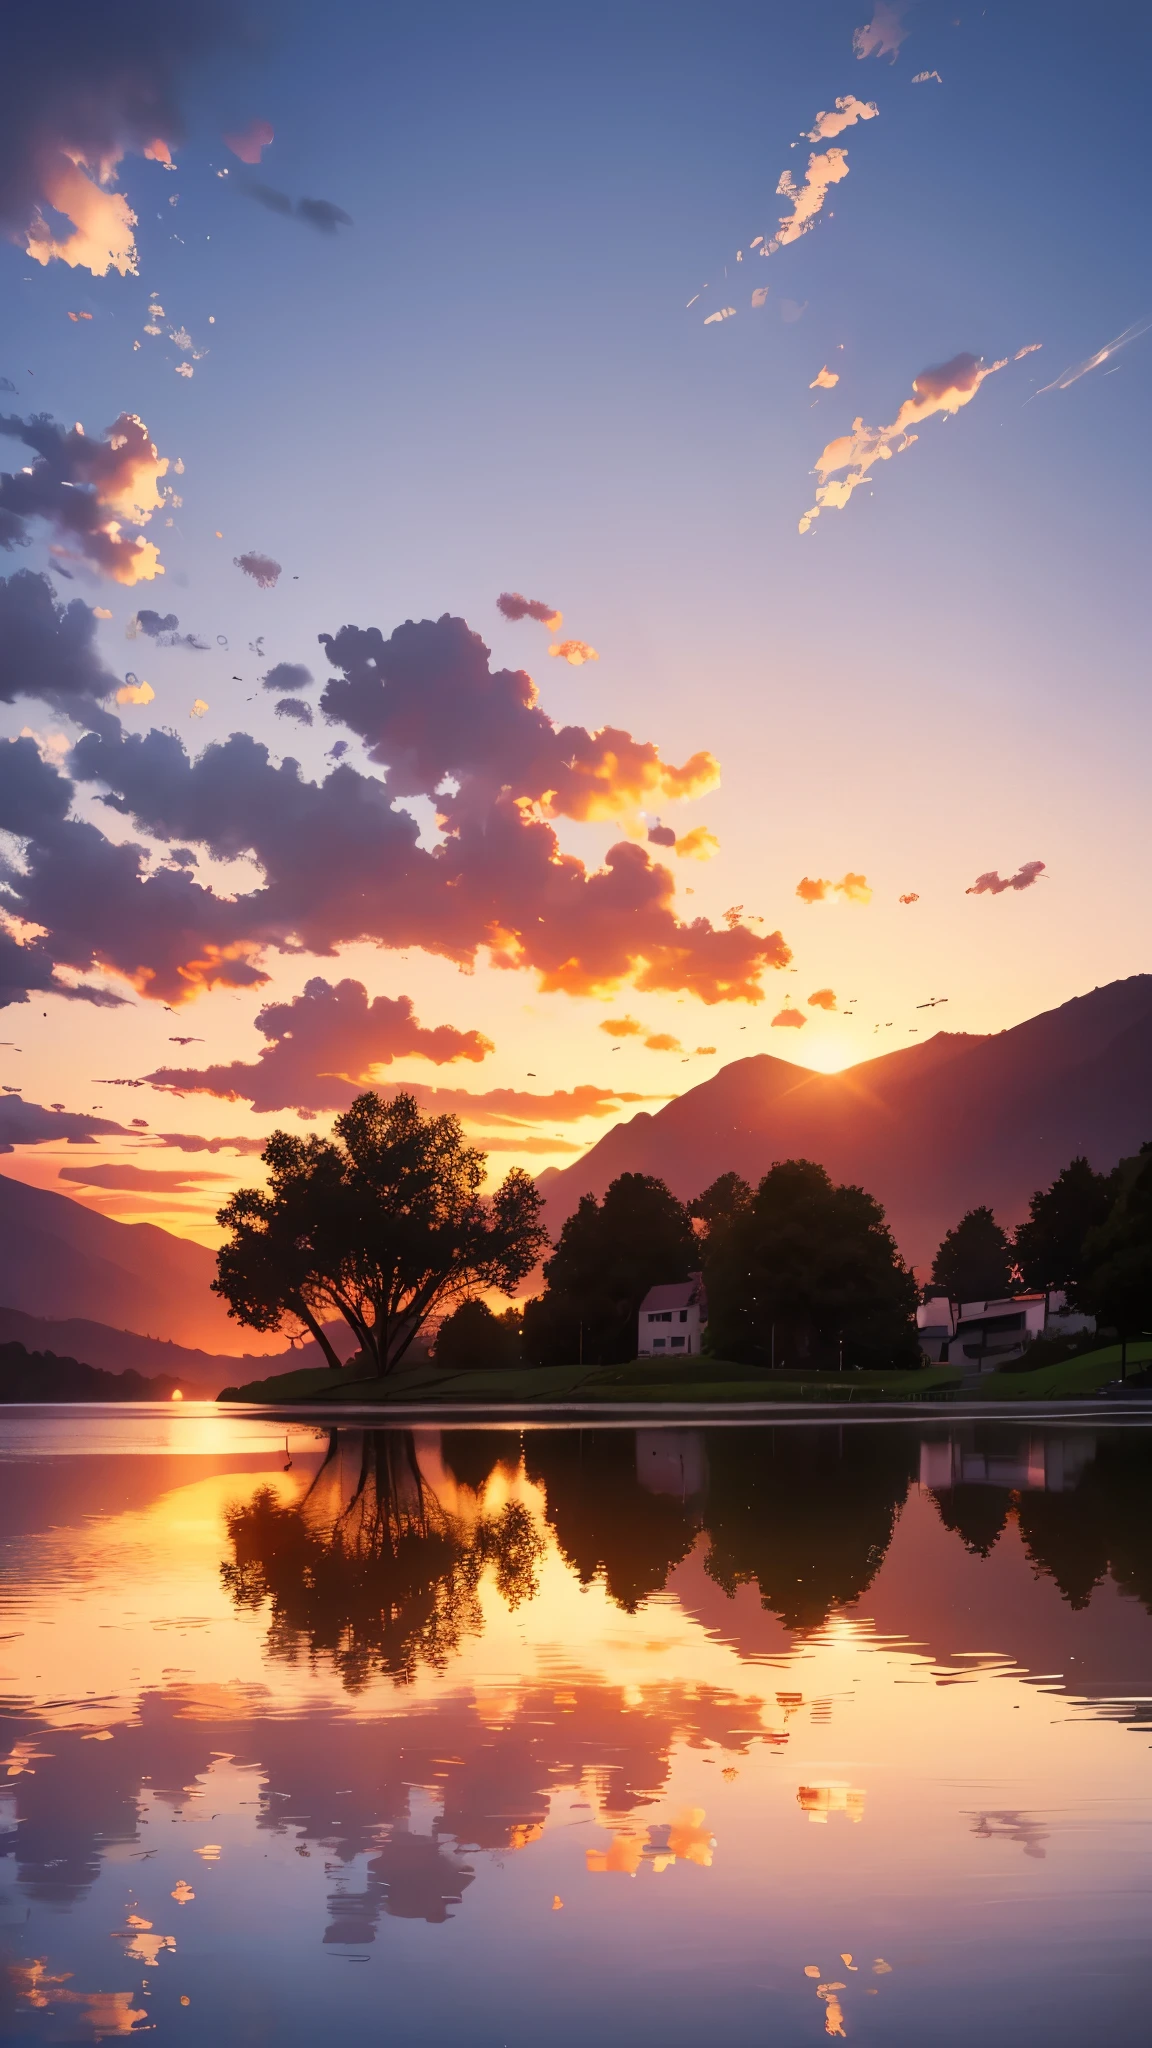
(169, 1036, 203, 1044)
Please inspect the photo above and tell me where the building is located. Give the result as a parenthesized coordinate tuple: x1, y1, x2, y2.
(916, 1290, 1095, 1370)
(638, 1273, 707, 1358)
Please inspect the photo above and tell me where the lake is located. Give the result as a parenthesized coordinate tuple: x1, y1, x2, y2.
(1, 1408, 1150, 2044)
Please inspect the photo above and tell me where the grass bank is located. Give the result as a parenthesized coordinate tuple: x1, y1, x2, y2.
(218, 1355, 962, 1405)
(974, 1337, 1152, 1401)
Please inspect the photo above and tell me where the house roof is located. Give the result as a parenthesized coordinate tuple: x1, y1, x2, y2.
(639, 1276, 705, 1314)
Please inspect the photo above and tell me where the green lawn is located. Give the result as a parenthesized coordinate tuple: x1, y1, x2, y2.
(218, 1354, 962, 1405)
(974, 1337, 1152, 1401)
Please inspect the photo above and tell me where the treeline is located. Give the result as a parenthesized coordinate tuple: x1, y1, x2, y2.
(0, 1340, 185, 1402)
(927, 1145, 1152, 1349)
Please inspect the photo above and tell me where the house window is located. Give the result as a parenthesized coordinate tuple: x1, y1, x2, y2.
(653, 1338, 666, 1348)
(671, 1336, 684, 1348)
(679, 1310, 688, 1322)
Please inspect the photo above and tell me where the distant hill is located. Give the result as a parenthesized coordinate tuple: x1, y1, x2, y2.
(0, 1339, 187, 1403)
(0, 1305, 355, 1397)
(0, 1174, 293, 1355)
(536, 976, 1152, 1273)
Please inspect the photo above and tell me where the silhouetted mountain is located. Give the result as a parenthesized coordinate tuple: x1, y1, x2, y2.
(0, 1304, 354, 1397)
(0, 1173, 290, 1354)
(0, 1340, 186, 1403)
(537, 977, 1152, 1271)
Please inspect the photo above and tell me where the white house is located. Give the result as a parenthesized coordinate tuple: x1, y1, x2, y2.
(916, 1290, 1095, 1370)
(638, 1273, 708, 1358)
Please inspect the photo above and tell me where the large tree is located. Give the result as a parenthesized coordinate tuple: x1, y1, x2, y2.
(929, 1205, 1015, 1307)
(1076, 1145, 1152, 1371)
(704, 1158, 919, 1370)
(522, 1172, 697, 1366)
(213, 1091, 548, 1375)
(1015, 1156, 1115, 1298)
(434, 1298, 523, 1372)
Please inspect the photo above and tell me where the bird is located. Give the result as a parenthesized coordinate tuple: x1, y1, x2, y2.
(527, 1072, 536, 1077)
(169, 1036, 203, 1045)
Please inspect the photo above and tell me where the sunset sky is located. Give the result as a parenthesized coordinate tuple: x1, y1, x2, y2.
(2, 0, 1150, 1243)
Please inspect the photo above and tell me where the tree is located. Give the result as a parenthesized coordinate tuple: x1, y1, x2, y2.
(929, 1206, 1015, 1307)
(688, 1171, 752, 1238)
(435, 1298, 523, 1371)
(213, 1091, 549, 1376)
(522, 1173, 697, 1366)
(1077, 1145, 1152, 1375)
(1015, 1156, 1115, 1298)
(704, 1158, 919, 1370)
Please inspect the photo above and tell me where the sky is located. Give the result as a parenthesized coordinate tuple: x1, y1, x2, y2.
(1, 0, 1150, 1245)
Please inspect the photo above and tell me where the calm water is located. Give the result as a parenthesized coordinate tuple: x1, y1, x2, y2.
(1, 1410, 1150, 2045)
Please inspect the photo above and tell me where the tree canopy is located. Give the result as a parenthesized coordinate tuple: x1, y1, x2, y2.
(1076, 1145, 1152, 1346)
(434, 1298, 523, 1372)
(704, 1157, 919, 1370)
(1015, 1156, 1115, 1296)
(929, 1205, 1015, 1306)
(522, 1172, 697, 1366)
(689, 1171, 752, 1238)
(213, 1091, 548, 1376)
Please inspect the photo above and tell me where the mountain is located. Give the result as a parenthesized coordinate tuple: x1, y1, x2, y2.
(0, 1174, 289, 1355)
(0, 1305, 356, 1397)
(0, 1340, 188, 1404)
(536, 976, 1152, 1273)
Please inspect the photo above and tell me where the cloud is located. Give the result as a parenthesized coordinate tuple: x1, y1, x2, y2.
(704, 306, 736, 323)
(898, 891, 919, 904)
(0, 3, 234, 277)
(234, 550, 281, 588)
(600, 1016, 646, 1037)
(647, 820, 675, 848)
(133, 608, 207, 650)
(796, 872, 871, 904)
(375, 1082, 666, 1126)
(807, 988, 837, 1010)
(810, 366, 840, 389)
(190, 697, 208, 718)
(694, 1046, 716, 1056)
(674, 827, 718, 861)
(497, 592, 562, 629)
(751, 287, 769, 309)
(261, 661, 313, 692)
(643, 1032, 683, 1053)
(799, 350, 1008, 532)
(275, 697, 312, 724)
(59, 611, 789, 1007)
(1036, 318, 1151, 394)
(59, 1162, 229, 1192)
(0, 1093, 129, 1151)
(853, 4, 908, 61)
(145, 974, 494, 1112)
(116, 678, 154, 706)
(223, 118, 274, 165)
(806, 96, 878, 141)
(772, 1007, 807, 1027)
(768, 149, 850, 254)
(0, 571, 120, 716)
(912, 71, 942, 84)
(245, 184, 352, 233)
(548, 640, 599, 666)
(1, 410, 170, 583)
(965, 860, 1045, 896)
(154, 1131, 269, 1155)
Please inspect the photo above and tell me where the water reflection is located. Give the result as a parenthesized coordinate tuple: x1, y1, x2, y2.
(1, 1415, 1150, 2044)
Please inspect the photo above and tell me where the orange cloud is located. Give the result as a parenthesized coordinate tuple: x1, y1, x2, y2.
(116, 679, 154, 706)
(806, 96, 878, 141)
(643, 1032, 683, 1053)
(796, 873, 871, 905)
(674, 826, 719, 860)
(810, 365, 840, 389)
(807, 988, 837, 1010)
(600, 1016, 646, 1037)
(223, 119, 274, 164)
(853, 3, 907, 61)
(541, 732, 718, 825)
(25, 152, 139, 277)
(800, 351, 1008, 532)
(548, 640, 599, 666)
(1, 410, 171, 584)
(772, 1006, 807, 1028)
(769, 149, 850, 253)
(898, 891, 919, 904)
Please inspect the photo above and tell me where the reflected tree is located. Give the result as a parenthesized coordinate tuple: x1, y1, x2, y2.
(222, 1431, 545, 1688)
(525, 1432, 699, 1611)
(930, 1485, 1015, 1558)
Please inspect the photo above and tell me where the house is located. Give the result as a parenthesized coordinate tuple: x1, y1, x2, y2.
(638, 1273, 707, 1358)
(916, 1290, 1095, 1370)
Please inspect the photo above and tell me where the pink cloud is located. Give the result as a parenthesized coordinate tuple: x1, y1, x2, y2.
(223, 119, 274, 165)
(800, 350, 1008, 532)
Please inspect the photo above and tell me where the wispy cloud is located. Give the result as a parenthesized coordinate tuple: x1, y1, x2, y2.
(1036, 318, 1151, 394)
(796, 873, 871, 904)
(853, 3, 908, 62)
(799, 350, 1008, 533)
(769, 148, 851, 253)
(497, 591, 562, 628)
(810, 365, 840, 389)
(965, 860, 1045, 896)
